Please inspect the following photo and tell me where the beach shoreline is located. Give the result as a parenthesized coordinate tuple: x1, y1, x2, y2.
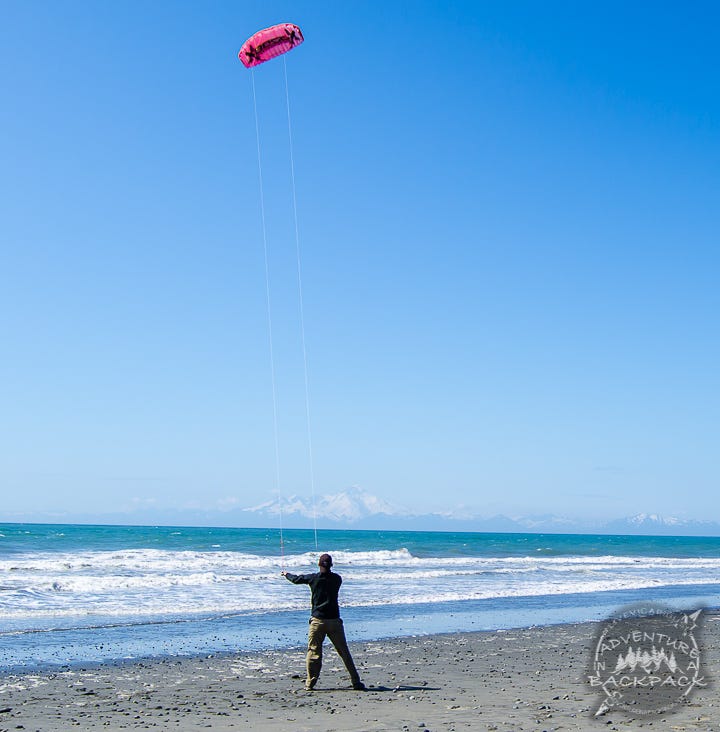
(1, 615, 717, 731)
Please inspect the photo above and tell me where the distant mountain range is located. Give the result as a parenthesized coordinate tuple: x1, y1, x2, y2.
(4, 487, 720, 536)
(237, 487, 720, 536)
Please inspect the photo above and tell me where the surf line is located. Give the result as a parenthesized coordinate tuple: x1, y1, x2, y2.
(245, 30, 319, 561)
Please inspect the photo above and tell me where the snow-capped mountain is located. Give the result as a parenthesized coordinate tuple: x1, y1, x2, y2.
(602, 513, 720, 535)
(627, 513, 683, 526)
(243, 486, 407, 524)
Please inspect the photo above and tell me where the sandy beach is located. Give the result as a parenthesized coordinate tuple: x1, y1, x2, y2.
(1, 614, 717, 732)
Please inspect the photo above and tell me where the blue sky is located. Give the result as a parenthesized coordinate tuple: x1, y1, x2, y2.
(1, 1, 718, 522)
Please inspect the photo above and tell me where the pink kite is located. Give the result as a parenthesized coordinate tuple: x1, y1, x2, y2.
(238, 23, 304, 68)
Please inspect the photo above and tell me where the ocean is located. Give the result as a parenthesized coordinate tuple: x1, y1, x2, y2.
(2, 523, 720, 671)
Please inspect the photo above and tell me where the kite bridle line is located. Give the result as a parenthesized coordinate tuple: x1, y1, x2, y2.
(283, 55, 319, 553)
(250, 69, 284, 568)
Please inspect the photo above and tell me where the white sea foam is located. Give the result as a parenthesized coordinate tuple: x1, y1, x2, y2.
(2, 547, 720, 632)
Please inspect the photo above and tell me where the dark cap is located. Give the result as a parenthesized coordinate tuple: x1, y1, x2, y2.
(318, 553, 333, 568)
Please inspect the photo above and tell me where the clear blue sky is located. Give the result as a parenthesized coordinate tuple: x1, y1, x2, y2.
(1, 1, 718, 522)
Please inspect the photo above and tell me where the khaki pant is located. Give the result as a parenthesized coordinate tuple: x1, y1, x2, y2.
(306, 617, 360, 689)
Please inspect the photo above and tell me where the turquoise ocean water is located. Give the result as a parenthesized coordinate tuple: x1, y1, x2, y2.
(2, 523, 719, 671)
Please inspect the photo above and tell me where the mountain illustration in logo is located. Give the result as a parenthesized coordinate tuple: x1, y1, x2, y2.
(613, 646, 679, 674)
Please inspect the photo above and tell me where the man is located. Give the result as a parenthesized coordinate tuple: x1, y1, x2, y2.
(282, 553, 366, 691)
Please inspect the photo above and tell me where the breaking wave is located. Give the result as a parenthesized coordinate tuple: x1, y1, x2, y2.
(2, 547, 720, 628)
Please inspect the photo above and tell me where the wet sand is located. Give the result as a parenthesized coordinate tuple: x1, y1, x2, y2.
(1, 615, 717, 731)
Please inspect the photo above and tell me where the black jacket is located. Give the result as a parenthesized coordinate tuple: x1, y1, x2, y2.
(284, 570, 342, 619)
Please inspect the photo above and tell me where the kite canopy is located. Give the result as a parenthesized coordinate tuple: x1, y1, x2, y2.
(238, 23, 304, 68)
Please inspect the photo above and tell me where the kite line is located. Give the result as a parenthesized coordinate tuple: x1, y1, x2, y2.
(250, 68, 284, 565)
(242, 24, 318, 555)
(283, 55, 319, 552)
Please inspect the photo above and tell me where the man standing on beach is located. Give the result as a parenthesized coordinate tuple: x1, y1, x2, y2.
(282, 553, 366, 691)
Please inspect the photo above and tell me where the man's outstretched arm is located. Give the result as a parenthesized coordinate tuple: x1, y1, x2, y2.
(281, 571, 310, 584)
